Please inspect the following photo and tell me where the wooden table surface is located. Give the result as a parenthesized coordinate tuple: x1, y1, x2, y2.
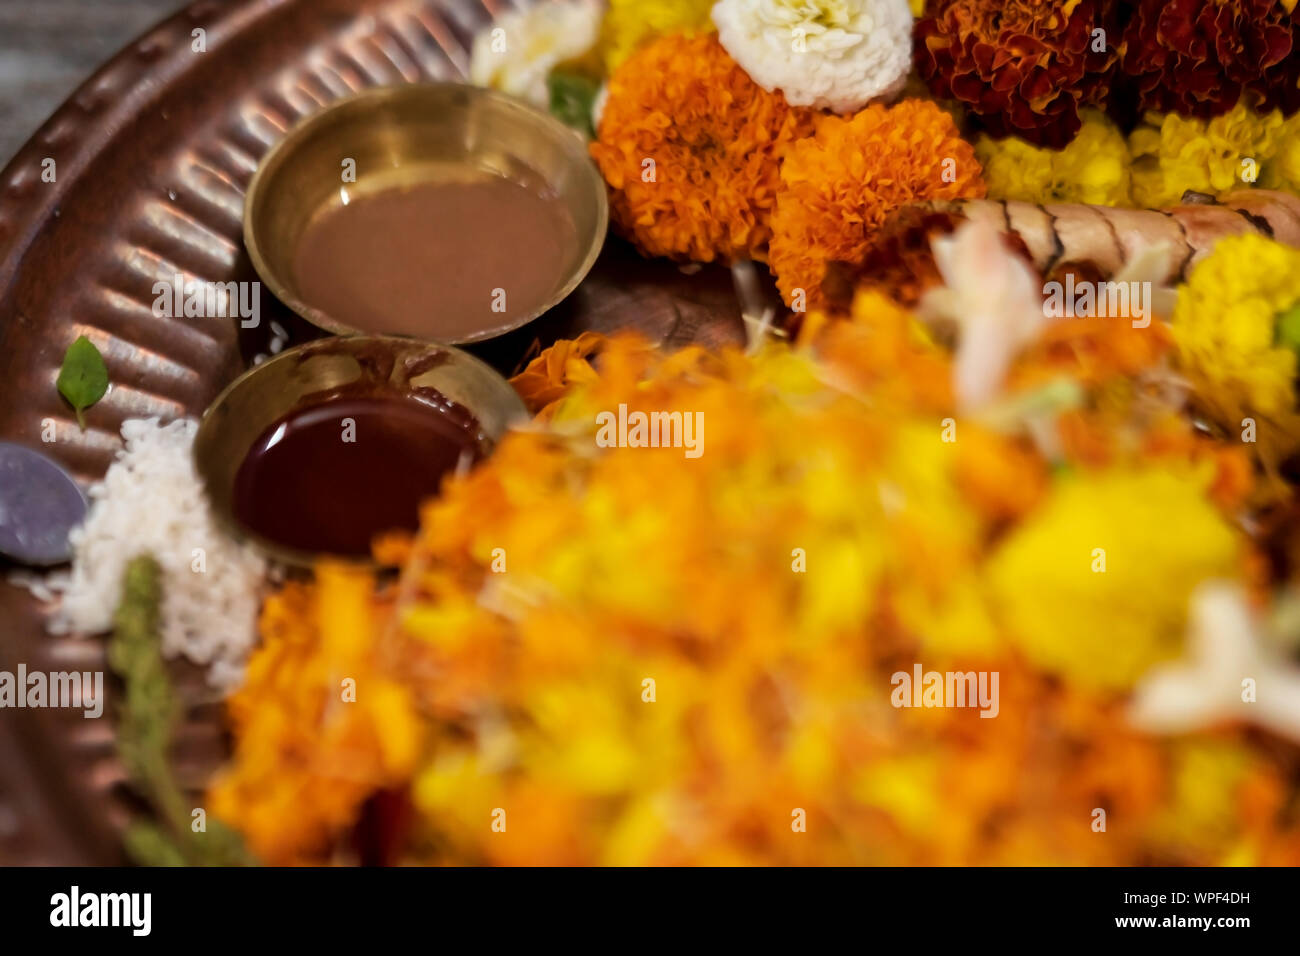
(0, 0, 184, 166)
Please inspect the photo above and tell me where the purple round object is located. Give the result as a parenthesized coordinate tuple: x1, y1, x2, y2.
(0, 442, 87, 566)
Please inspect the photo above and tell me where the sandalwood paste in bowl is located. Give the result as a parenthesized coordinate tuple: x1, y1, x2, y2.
(244, 83, 607, 344)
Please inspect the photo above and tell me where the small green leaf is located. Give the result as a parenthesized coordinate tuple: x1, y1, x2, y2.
(56, 335, 108, 430)
(548, 72, 599, 140)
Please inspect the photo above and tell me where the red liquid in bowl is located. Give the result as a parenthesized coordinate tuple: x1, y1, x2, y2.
(232, 392, 484, 557)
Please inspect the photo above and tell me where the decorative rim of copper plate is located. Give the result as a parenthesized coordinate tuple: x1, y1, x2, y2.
(0, 0, 745, 865)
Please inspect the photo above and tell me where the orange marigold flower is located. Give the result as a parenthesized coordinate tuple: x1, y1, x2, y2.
(589, 33, 816, 263)
(768, 100, 985, 309)
(509, 331, 607, 418)
(208, 565, 424, 865)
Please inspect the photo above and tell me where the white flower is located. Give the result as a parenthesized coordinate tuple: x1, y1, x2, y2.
(918, 218, 1050, 411)
(1129, 582, 1300, 744)
(469, 0, 603, 109)
(711, 0, 912, 113)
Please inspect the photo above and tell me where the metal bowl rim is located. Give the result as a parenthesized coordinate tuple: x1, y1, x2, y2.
(242, 81, 610, 345)
(193, 332, 529, 569)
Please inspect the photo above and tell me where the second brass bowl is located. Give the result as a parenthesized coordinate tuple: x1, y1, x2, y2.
(194, 335, 528, 568)
(244, 82, 608, 344)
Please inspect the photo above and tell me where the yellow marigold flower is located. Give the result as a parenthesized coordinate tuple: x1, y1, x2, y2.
(1260, 112, 1300, 194)
(768, 99, 985, 308)
(1129, 103, 1290, 208)
(590, 33, 816, 263)
(976, 110, 1132, 206)
(987, 467, 1240, 690)
(1171, 233, 1300, 462)
(598, 0, 715, 72)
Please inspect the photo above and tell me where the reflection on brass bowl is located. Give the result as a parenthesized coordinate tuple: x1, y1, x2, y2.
(243, 82, 608, 344)
(194, 335, 527, 568)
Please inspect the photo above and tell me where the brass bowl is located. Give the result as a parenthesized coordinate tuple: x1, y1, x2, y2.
(243, 82, 608, 343)
(194, 335, 528, 568)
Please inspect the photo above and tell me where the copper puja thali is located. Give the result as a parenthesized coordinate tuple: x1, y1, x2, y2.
(7, 0, 1300, 881)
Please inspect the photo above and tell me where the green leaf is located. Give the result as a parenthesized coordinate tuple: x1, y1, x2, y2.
(548, 72, 599, 140)
(197, 820, 261, 867)
(111, 555, 259, 867)
(56, 335, 108, 430)
(123, 820, 189, 867)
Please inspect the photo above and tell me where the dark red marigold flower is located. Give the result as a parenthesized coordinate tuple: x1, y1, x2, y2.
(1118, 0, 1298, 119)
(914, 0, 1122, 149)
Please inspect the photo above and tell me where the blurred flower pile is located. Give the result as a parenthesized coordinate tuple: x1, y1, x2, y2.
(211, 259, 1300, 863)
